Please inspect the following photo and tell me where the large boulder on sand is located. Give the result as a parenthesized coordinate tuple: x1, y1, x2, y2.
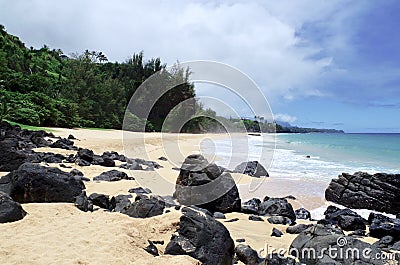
(165, 207, 235, 265)
(174, 154, 241, 213)
(0, 191, 27, 223)
(0, 163, 85, 203)
(258, 197, 296, 222)
(325, 172, 400, 214)
(125, 195, 165, 218)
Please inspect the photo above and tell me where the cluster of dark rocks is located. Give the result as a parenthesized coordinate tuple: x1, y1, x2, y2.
(2, 123, 400, 265)
(325, 171, 400, 215)
(0, 162, 87, 223)
(0, 121, 161, 172)
(0, 121, 60, 171)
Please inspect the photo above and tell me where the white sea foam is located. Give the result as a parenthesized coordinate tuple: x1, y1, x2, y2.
(203, 133, 399, 216)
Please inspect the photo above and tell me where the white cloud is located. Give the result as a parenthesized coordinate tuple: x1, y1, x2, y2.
(274, 113, 297, 123)
(0, 0, 373, 111)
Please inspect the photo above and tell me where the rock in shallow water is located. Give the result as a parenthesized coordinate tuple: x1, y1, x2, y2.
(325, 171, 400, 215)
(233, 161, 269, 177)
(165, 206, 235, 265)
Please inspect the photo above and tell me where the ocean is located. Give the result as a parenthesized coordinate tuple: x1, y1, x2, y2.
(203, 133, 400, 217)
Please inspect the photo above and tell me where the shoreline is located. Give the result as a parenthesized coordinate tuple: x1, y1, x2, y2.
(2, 126, 397, 264)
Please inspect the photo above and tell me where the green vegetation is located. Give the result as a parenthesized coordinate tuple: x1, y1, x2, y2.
(0, 25, 195, 131)
(5, 120, 56, 132)
(0, 25, 343, 134)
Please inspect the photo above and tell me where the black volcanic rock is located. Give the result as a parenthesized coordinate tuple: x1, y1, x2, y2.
(174, 154, 241, 213)
(100, 156, 115, 167)
(77, 148, 94, 162)
(128, 187, 151, 194)
(234, 244, 264, 265)
(325, 172, 400, 214)
(89, 193, 112, 210)
(241, 198, 261, 214)
(0, 138, 29, 171)
(144, 240, 159, 256)
(233, 161, 269, 177)
(295, 208, 311, 220)
(51, 138, 77, 150)
(368, 212, 400, 239)
(0, 122, 64, 171)
(323, 206, 367, 231)
(249, 215, 264, 222)
(0, 191, 27, 223)
(125, 195, 165, 218)
(271, 227, 283, 237)
(30, 134, 51, 147)
(290, 224, 384, 265)
(286, 224, 312, 234)
(0, 163, 85, 203)
(74, 191, 93, 212)
(259, 197, 296, 222)
(119, 162, 143, 170)
(158, 156, 168, 161)
(165, 207, 234, 265)
(93, 170, 133, 181)
(267, 216, 293, 225)
(112, 195, 132, 213)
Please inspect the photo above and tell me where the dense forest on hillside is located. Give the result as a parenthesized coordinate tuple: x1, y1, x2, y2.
(0, 25, 343, 133)
(0, 25, 201, 131)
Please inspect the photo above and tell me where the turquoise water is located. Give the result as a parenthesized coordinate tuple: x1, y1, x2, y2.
(205, 133, 400, 210)
(277, 133, 400, 173)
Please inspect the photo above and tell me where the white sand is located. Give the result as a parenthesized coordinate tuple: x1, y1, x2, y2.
(0, 127, 378, 264)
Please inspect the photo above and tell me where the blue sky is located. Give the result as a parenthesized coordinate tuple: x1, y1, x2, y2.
(0, 0, 399, 132)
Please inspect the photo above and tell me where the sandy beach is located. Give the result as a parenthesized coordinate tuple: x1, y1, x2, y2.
(0, 128, 379, 264)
